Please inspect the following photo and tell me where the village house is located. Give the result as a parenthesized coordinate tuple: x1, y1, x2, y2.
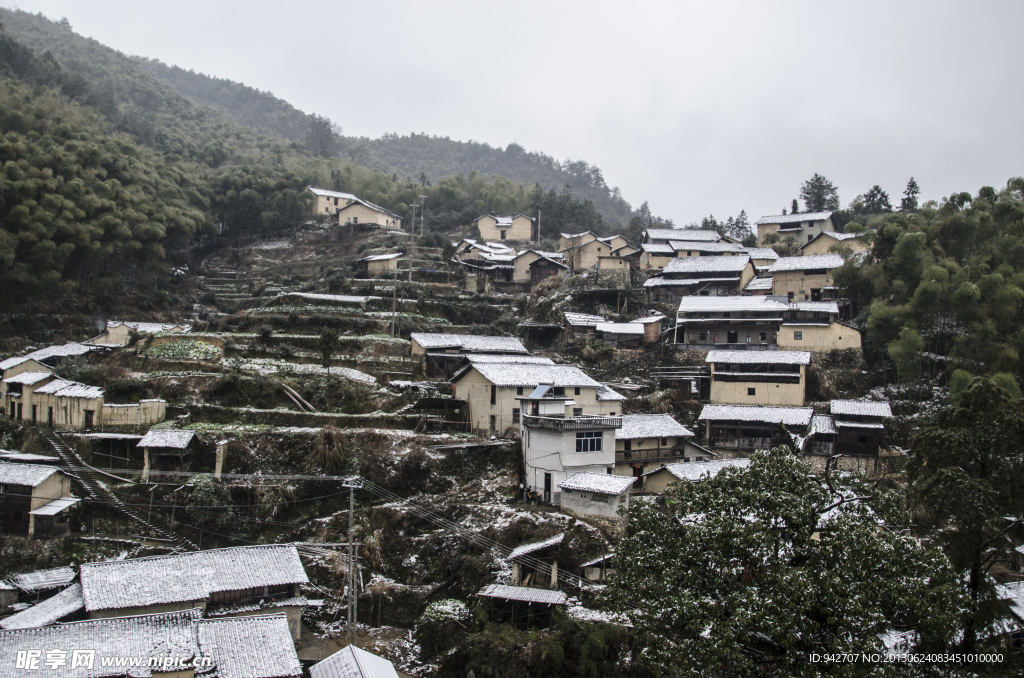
(643, 228, 725, 246)
(756, 211, 836, 246)
(0, 356, 51, 381)
(561, 235, 632, 274)
(410, 332, 530, 378)
(642, 458, 751, 494)
(453, 239, 516, 282)
(639, 242, 676, 271)
(476, 584, 567, 629)
(643, 255, 756, 304)
(453, 360, 624, 435)
(669, 240, 747, 257)
(476, 213, 536, 242)
(0, 581, 84, 629)
(557, 472, 632, 521)
(337, 197, 403, 230)
(698, 404, 814, 457)
(593, 314, 665, 348)
(707, 349, 811, 406)
(311, 645, 400, 678)
(308, 186, 357, 216)
(563, 312, 606, 341)
(87, 320, 192, 346)
(0, 608, 302, 678)
(507, 534, 563, 589)
(512, 249, 569, 284)
(356, 252, 402, 278)
(76, 544, 311, 640)
(2, 374, 166, 430)
(518, 385, 623, 501)
(768, 254, 846, 301)
(19, 342, 97, 368)
(558, 231, 598, 250)
(800, 230, 871, 257)
(802, 399, 893, 473)
(744, 247, 781, 271)
(0, 462, 78, 539)
(777, 301, 861, 351)
(612, 413, 710, 486)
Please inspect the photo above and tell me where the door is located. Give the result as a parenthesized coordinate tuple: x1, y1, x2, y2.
(47, 407, 53, 426)
(632, 465, 644, 489)
(16, 404, 22, 420)
(31, 405, 36, 423)
(84, 410, 94, 429)
(543, 473, 552, 503)
(727, 330, 738, 343)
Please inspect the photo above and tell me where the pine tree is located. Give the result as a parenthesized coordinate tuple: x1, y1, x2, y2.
(862, 185, 893, 213)
(799, 173, 840, 212)
(791, 198, 799, 214)
(901, 177, 921, 211)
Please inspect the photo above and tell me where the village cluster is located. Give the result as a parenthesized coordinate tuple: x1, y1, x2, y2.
(1, 186, 1022, 675)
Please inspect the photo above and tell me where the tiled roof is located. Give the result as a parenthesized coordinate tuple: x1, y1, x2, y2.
(34, 378, 104, 399)
(507, 534, 564, 561)
(596, 384, 627, 401)
(464, 363, 601, 388)
(197, 614, 303, 678)
(706, 349, 810, 365)
(790, 301, 840, 313)
(1, 371, 53, 386)
(643, 277, 739, 288)
(411, 333, 529, 354)
(137, 429, 196, 449)
(808, 414, 836, 436)
(633, 314, 665, 324)
(646, 228, 721, 242)
(9, 567, 76, 593)
(655, 458, 751, 482)
(669, 241, 746, 253)
(641, 243, 675, 255)
(563, 312, 606, 327)
(0, 461, 60, 488)
(78, 544, 308, 612)
(558, 472, 633, 495)
(596, 323, 644, 335)
(768, 254, 845, 273)
(559, 230, 595, 240)
(358, 252, 402, 262)
(698, 404, 814, 426)
(801, 232, 860, 250)
(997, 580, 1024, 622)
(477, 584, 568, 605)
(311, 645, 400, 678)
(830, 400, 893, 418)
(744, 247, 780, 260)
(744, 277, 775, 291)
(308, 186, 357, 200)
(663, 255, 751, 275)
(338, 197, 401, 220)
(755, 211, 834, 225)
(0, 583, 83, 630)
(677, 296, 789, 313)
(463, 355, 554, 366)
(23, 343, 94, 361)
(0, 356, 43, 371)
(616, 414, 693, 440)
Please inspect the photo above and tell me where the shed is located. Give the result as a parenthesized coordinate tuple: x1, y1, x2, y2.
(476, 584, 567, 628)
(310, 645, 400, 678)
(138, 429, 196, 482)
(507, 534, 563, 589)
(557, 472, 632, 520)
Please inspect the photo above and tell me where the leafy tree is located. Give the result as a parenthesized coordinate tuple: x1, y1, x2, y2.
(900, 177, 921, 212)
(887, 327, 924, 383)
(908, 377, 1024, 650)
(610, 448, 964, 676)
(862, 185, 893, 214)
(318, 328, 338, 375)
(307, 113, 341, 157)
(799, 173, 840, 212)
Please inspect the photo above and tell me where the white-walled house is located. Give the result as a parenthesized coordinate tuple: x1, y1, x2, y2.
(558, 472, 632, 521)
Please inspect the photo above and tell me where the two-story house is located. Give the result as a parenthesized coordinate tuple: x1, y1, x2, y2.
(756, 211, 836, 246)
(308, 186, 357, 216)
(768, 254, 846, 301)
(0, 462, 78, 538)
(802, 399, 893, 474)
(800, 231, 871, 257)
(476, 214, 536, 242)
(643, 255, 756, 304)
(698, 404, 814, 457)
(707, 349, 811, 406)
(612, 413, 713, 487)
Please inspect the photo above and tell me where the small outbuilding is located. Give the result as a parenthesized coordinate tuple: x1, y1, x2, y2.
(310, 645, 400, 678)
(558, 472, 632, 521)
(138, 429, 196, 482)
(476, 584, 567, 629)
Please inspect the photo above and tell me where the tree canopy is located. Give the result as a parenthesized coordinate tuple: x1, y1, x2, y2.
(800, 173, 840, 212)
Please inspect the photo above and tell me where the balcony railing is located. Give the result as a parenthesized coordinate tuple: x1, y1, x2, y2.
(712, 437, 773, 450)
(616, 446, 688, 463)
(521, 414, 622, 431)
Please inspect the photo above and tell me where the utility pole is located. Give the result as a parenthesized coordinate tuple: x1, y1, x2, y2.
(343, 476, 362, 646)
(419, 195, 427, 238)
(408, 202, 419, 283)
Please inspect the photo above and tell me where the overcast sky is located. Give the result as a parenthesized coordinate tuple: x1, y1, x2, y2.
(5, 0, 1023, 225)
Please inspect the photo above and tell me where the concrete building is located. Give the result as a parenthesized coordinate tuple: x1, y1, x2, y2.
(707, 349, 811, 406)
(642, 458, 751, 494)
(476, 213, 536, 242)
(557, 472, 632, 521)
(698, 404, 814, 457)
(756, 211, 836, 246)
(768, 254, 846, 301)
(0, 462, 78, 539)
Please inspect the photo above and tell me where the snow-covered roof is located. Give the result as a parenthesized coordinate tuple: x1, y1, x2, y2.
(616, 414, 693, 440)
(663, 255, 751, 275)
(308, 186, 357, 200)
(706, 349, 811, 365)
(646, 228, 721, 242)
(653, 458, 751, 482)
(677, 296, 789, 314)
(801, 231, 860, 250)
(358, 252, 402, 262)
(2, 371, 53, 385)
(698, 404, 814, 427)
(34, 378, 104, 399)
(559, 230, 595, 240)
(463, 363, 601, 388)
(641, 243, 675, 255)
(744, 276, 775, 292)
(338, 197, 401, 220)
(808, 414, 836, 436)
(463, 355, 554, 366)
(756, 211, 834, 225)
(23, 343, 94, 362)
(834, 420, 886, 430)
(0, 583, 83, 630)
(78, 544, 308, 612)
(0, 451, 60, 463)
(558, 472, 633, 495)
(137, 429, 195, 449)
(311, 645, 400, 678)
(0, 461, 61, 488)
(10, 567, 76, 593)
(669, 241, 746, 253)
(198, 614, 303, 678)
(29, 496, 80, 516)
(830, 400, 893, 418)
(507, 534, 564, 561)
(564, 312, 606, 327)
(790, 301, 840, 313)
(596, 323, 644, 335)
(744, 247, 780, 260)
(596, 384, 627, 401)
(411, 333, 529, 354)
(633, 314, 665, 324)
(281, 292, 374, 305)
(477, 584, 567, 605)
(107, 320, 192, 333)
(998, 580, 1024, 623)
(768, 254, 845, 273)
(644, 277, 740, 288)
(0, 356, 46, 371)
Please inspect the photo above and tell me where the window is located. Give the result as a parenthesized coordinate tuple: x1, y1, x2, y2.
(808, 234, 813, 241)
(512, 408, 520, 423)
(573, 407, 583, 417)
(353, 217, 359, 224)
(552, 387, 565, 396)
(500, 230, 507, 240)
(574, 387, 581, 395)
(660, 437, 667, 446)
(609, 411, 616, 416)
(787, 292, 794, 300)
(794, 331, 803, 340)
(760, 332, 767, 342)
(747, 387, 756, 396)
(490, 385, 496, 405)
(699, 332, 708, 341)
(576, 431, 602, 452)
(334, 197, 339, 206)
(489, 415, 496, 431)
(624, 440, 632, 451)
(516, 386, 523, 395)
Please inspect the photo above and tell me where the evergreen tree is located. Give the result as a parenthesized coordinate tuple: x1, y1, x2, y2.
(862, 185, 893, 213)
(900, 177, 921, 211)
(799, 173, 840, 212)
(791, 198, 799, 214)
